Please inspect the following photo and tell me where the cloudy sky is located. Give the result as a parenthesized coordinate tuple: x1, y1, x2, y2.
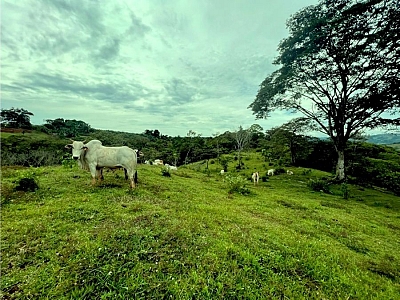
(1, 0, 320, 137)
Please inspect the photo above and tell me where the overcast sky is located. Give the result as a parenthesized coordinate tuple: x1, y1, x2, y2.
(1, 0, 320, 137)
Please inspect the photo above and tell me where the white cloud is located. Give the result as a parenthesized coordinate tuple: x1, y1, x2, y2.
(1, 0, 320, 136)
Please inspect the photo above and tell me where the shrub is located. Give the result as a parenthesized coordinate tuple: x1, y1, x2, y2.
(224, 174, 250, 195)
(274, 167, 285, 175)
(161, 167, 171, 177)
(15, 178, 39, 192)
(62, 158, 75, 169)
(341, 182, 350, 199)
(307, 179, 331, 194)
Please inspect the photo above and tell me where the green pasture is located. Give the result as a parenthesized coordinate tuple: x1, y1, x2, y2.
(1, 156, 399, 299)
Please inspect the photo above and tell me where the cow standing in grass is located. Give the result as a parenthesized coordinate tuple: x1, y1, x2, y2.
(252, 171, 260, 186)
(65, 140, 138, 188)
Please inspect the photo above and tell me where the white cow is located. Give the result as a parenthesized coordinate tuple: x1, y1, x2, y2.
(287, 170, 293, 175)
(220, 170, 225, 175)
(153, 159, 164, 165)
(251, 171, 260, 185)
(165, 163, 178, 171)
(65, 140, 138, 188)
(267, 169, 275, 176)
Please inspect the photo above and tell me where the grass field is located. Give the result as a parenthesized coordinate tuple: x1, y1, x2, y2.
(1, 155, 400, 299)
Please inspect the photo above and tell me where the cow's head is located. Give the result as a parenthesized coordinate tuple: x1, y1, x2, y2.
(134, 149, 144, 157)
(65, 140, 87, 160)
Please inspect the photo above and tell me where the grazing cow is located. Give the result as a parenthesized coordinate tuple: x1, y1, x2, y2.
(165, 163, 178, 171)
(153, 159, 164, 165)
(144, 160, 151, 165)
(251, 171, 260, 185)
(267, 169, 275, 176)
(287, 170, 293, 175)
(220, 170, 225, 175)
(65, 140, 138, 188)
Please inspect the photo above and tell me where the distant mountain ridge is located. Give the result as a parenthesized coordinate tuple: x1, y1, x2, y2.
(367, 133, 400, 145)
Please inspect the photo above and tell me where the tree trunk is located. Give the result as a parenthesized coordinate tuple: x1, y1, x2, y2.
(335, 150, 345, 181)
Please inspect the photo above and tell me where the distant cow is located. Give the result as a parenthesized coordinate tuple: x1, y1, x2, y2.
(65, 140, 138, 188)
(165, 163, 178, 171)
(220, 170, 225, 175)
(267, 169, 275, 176)
(251, 171, 259, 185)
(153, 159, 164, 165)
(287, 170, 293, 175)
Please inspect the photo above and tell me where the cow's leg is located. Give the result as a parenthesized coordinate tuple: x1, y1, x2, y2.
(97, 168, 104, 181)
(126, 169, 136, 189)
(124, 168, 128, 180)
(89, 164, 98, 186)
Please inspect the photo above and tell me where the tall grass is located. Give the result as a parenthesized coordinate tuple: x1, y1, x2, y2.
(1, 158, 399, 299)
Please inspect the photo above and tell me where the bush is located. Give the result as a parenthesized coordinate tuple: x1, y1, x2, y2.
(307, 179, 331, 194)
(15, 178, 39, 192)
(161, 167, 171, 177)
(62, 158, 75, 169)
(224, 174, 250, 195)
(341, 182, 350, 199)
(376, 171, 400, 196)
(274, 168, 285, 175)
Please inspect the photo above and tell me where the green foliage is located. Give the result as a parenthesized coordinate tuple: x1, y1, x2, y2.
(1, 133, 66, 167)
(219, 155, 231, 172)
(44, 118, 93, 137)
(0, 107, 34, 129)
(341, 183, 350, 200)
(274, 167, 286, 175)
(15, 178, 39, 192)
(249, 0, 400, 180)
(62, 158, 75, 169)
(307, 179, 331, 194)
(224, 173, 250, 195)
(161, 167, 171, 177)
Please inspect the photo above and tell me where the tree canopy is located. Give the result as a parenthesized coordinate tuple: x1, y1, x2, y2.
(0, 107, 34, 129)
(249, 0, 400, 180)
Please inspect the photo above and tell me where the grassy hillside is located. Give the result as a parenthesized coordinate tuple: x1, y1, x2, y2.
(1, 154, 400, 299)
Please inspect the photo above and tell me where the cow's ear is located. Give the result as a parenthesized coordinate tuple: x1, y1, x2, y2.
(65, 144, 73, 149)
(83, 146, 89, 151)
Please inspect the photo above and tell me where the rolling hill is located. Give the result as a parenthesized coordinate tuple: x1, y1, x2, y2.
(1, 152, 399, 299)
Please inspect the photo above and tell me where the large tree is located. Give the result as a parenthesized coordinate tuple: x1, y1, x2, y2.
(0, 107, 34, 129)
(267, 118, 314, 165)
(249, 0, 400, 180)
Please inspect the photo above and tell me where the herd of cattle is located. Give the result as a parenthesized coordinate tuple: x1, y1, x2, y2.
(65, 139, 294, 189)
